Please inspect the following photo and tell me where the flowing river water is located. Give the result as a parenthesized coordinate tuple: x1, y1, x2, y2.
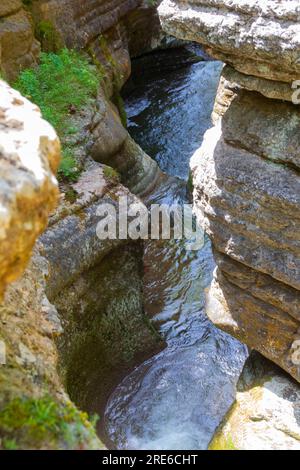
(104, 47, 248, 450)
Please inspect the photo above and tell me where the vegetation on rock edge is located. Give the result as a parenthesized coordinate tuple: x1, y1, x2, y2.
(14, 49, 102, 181)
(0, 396, 99, 450)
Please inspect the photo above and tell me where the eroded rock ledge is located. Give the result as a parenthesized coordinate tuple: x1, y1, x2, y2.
(159, 0, 300, 383)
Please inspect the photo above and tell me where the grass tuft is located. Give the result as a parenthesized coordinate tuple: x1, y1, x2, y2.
(14, 49, 102, 181)
(0, 396, 99, 449)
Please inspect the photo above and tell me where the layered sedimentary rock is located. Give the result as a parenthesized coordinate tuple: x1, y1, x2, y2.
(0, 125, 162, 449)
(28, 0, 165, 89)
(159, 0, 300, 384)
(0, 1, 40, 81)
(0, 0, 165, 445)
(0, 80, 60, 299)
(40, 164, 163, 431)
(159, 0, 300, 83)
(191, 92, 300, 383)
(222, 65, 296, 103)
(0, 0, 162, 196)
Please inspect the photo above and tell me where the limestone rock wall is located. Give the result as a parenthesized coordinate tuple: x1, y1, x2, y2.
(159, 0, 300, 382)
(0, 124, 162, 448)
(27, 0, 164, 89)
(0, 0, 165, 90)
(159, 0, 300, 83)
(29, 0, 141, 50)
(0, 0, 162, 196)
(0, 80, 60, 299)
(0, 249, 103, 449)
(0, 82, 103, 449)
(40, 165, 163, 439)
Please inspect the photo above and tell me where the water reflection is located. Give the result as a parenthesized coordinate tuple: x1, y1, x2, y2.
(104, 47, 248, 450)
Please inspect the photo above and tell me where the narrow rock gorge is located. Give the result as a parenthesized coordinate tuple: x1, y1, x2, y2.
(0, 0, 299, 452)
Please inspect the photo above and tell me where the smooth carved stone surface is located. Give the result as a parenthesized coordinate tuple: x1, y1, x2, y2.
(210, 352, 300, 450)
(158, 0, 300, 82)
(0, 81, 60, 299)
(223, 65, 296, 103)
(90, 93, 128, 163)
(222, 90, 300, 170)
(40, 165, 148, 299)
(0, 6, 40, 81)
(89, 91, 160, 196)
(55, 243, 163, 415)
(116, 136, 161, 196)
(191, 123, 300, 291)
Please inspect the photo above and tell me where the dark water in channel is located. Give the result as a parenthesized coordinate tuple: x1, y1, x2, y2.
(104, 47, 248, 450)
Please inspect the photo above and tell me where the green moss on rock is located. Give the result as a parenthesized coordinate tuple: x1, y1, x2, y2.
(0, 396, 101, 450)
(36, 21, 63, 52)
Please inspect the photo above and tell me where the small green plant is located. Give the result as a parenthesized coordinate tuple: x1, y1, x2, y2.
(36, 21, 62, 52)
(14, 49, 102, 181)
(65, 188, 79, 204)
(103, 166, 120, 183)
(58, 148, 80, 182)
(2, 438, 18, 450)
(0, 396, 98, 449)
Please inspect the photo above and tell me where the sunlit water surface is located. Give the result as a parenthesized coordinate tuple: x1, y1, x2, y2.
(104, 47, 248, 450)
